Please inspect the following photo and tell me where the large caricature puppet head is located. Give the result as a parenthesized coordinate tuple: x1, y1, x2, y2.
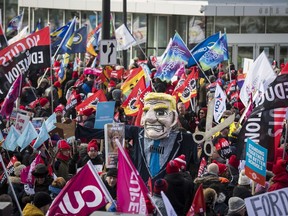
(141, 92, 178, 140)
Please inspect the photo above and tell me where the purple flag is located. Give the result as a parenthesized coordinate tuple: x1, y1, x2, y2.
(47, 160, 113, 216)
(0, 75, 22, 117)
(117, 141, 150, 215)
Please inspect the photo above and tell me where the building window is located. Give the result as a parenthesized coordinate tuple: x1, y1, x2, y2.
(240, 16, 265, 33)
(188, 16, 205, 46)
(49, 9, 62, 32)
(267, 16, 288, 33)
(215, 16, 239, 33)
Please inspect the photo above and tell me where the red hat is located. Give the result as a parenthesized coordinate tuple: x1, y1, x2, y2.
(174, 154, 186, 171)
(108, 80, 116, 88)
(212, 160, 228, 175)
(272, 159, 288, 175)
(54, 81, 61, 88)
(54, 104, 64, 113)
(57, 140, 70, 150)
(87, 139, 98, 152)
(228, 155, 240, 170)
(166, 160, 179, 174)
(82, 107, 94, 116)
(19, 105, 26, 110)
(153, 178, 168, 195)
(39, 98, 49, 107)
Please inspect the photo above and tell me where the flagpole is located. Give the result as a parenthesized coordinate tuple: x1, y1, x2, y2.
(0, 154, 23, 216)
(190, 53, 211, 84)
(39, 17, 77, 85)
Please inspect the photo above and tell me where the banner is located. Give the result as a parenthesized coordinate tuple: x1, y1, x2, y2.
(252, 74, 288, 115)
(94, 101, 115, 129)
(0, 27, 51, 99)
(47, 161, 113, 216)
(117, 144, 149, 215)
(245, 187, 288, 216)
(75, 89, 107, 112)
(214, 84, 227, 123)
(15, 112, 30, 133)
(245, 139, 267, 186)
(237, 108, 286, 162)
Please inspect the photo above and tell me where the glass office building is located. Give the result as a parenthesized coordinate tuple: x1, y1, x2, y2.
(1, 0, 288, 69)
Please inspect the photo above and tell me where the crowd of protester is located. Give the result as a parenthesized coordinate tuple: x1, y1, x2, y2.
(0, 54, 287, 216)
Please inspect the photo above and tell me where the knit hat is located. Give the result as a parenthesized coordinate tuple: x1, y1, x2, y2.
(57, 139, 71, 150)
(87, 139, 98, 152)
(204, 188, 217, 205)
(232, 186, 252, 200)
(14, 162, 26, 177)
(54, 104, 64, 113)
(207, 163, 219, 175)
(33, 192, 52, 208)
(39, 97, 49, 107)
(212, 160, 227, 175)
(82, 107, 94, 116)
(166, 160, 179, 174)
(54, 81, 61, 88)
(238, 170, 251, 186)
(51, 177, 66, 189)
(106, 168, 118, 177)
(32, 164, 48, 178)
(272, 159, 288, 175)
(153, 179, 168, 195)
(228, 155, 240, 170)
(174, 154, 186, 171)
(228, 197, 246, 214)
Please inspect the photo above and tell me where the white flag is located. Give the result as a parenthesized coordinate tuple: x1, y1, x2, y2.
(161, 191, 177, 216)
(214, 84, 226, 123)
(115, 24, 136, 51)
(240, 51, 276, 107)
(8, 26, 29, 45)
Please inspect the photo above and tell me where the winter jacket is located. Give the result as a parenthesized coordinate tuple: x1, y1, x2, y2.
(268, 172, 288, 192)
(23, 203, 44, 216)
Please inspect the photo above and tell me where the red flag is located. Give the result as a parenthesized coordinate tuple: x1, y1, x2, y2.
(186, 184, 206, 216)
(134, 85, 152, 126)
(121, 77, 146, 116)
(0, 75, 23, 117)
(175, 67, 199, 109)
(75, 89, 107, 112)
(47, 161, 113, 216)
(117, 143, 150, 215)
(20, 153, 44, 185)
(225, 80, 237, 98)
(0, 156, 18, 185)
(197, 157, 207, 177)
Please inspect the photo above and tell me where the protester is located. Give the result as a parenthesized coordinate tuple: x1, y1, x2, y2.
(77, 139, 103, 168)
(102, 168, 118, 199)
(48, 177, 66, 199)
(23, 192, 52, 216)
(152, 178, 168, 216)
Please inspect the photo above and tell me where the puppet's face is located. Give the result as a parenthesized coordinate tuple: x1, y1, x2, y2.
(141, 94, 178, 140)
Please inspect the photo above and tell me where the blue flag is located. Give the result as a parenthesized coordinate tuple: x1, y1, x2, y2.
(17, 121, 38, 151)
(50, 21, 73, 55)
(33, 123, 50, 149)
(188, 32, 220, 67)
(57, 26, 87, 54)
(3, 126, 20, 151)
(45, 113, 57, 132)
(199, 33, 229, 71)
(154, 32, 192, 82)
(6, 10, 24, 35)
